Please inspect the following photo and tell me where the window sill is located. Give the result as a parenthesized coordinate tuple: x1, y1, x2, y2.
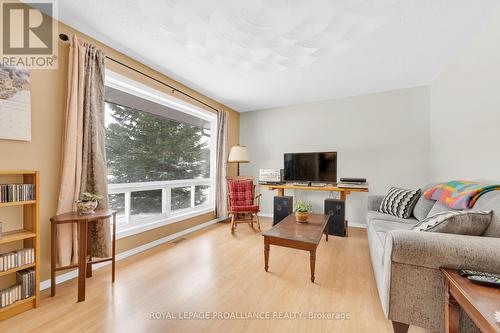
(116, 206, 214, 239)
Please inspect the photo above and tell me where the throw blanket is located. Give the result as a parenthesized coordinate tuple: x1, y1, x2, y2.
(424, 180, 500, 209)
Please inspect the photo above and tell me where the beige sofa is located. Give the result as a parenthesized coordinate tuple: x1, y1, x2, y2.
(366, 186, 500, 333)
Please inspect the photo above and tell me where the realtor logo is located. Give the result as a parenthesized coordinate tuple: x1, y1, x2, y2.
(1, 1, 58, 68)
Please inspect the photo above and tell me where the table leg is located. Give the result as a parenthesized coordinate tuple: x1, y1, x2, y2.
(50, 222, 56, 297)
(277, 188, 284, 196)
(86, 223, 92, 278)
(77, 222, 88, 302)
(445, 289, 460, 333)
(112, 214, 116, 283)
(324, 223, 329, 242)
(310, 249, 316, 283)
(264, 237, 270, 272)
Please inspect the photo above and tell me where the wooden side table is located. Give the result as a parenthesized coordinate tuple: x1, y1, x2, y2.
(441, 268, 500, 333)
(50, 209, 117, 302)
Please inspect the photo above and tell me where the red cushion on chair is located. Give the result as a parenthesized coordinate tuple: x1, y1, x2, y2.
(231, 205, 260, 212)
(228, 180, 254, 207)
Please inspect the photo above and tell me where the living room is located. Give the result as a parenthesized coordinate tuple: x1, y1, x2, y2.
(0, 0, 499, 332)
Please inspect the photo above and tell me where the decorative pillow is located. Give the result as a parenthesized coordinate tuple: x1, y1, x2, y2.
(412, 210, 492, 236)
(412, 183, 438, 221)
(427, 201, 454, 218)
(378, 187, 421, 219)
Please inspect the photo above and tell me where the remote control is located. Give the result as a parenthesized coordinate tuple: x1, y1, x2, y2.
(467, 275, 500, 288)
(458, 269, 500, 279)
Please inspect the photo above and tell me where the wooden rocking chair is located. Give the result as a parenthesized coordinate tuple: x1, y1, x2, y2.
(226, 176, 262, 233)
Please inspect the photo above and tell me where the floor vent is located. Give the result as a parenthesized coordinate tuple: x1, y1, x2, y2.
(171, 237, 187, 244)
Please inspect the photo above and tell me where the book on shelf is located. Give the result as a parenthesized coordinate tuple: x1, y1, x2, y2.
(0, 183, 35, 203)
(16, 269, 36, 300)
(0, 284, 22, 309)
(0, 269, 35, 308)
(0, 248, 35, 271)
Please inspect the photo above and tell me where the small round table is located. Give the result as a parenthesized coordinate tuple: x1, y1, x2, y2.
(50, 209, 116, 302)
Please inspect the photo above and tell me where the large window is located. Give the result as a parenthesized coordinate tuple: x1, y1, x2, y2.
(105, 71, 216, 237)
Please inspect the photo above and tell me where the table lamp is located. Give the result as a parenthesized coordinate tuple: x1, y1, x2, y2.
(228, 145, 250, 176)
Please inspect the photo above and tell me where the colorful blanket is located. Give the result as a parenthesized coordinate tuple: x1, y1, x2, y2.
(424, 180, 500, 209)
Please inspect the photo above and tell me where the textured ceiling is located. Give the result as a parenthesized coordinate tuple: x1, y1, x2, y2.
(138, 0, 401, 71)
(56, 0, 500, 111)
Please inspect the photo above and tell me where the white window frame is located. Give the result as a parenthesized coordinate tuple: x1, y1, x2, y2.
(105, 70, 217, 239)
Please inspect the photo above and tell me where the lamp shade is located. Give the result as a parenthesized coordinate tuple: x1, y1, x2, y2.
(228, 145, 250, 163)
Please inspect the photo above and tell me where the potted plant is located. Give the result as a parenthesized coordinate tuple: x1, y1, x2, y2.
(294, 200, 312, 223)
(75, 192, 103, 215)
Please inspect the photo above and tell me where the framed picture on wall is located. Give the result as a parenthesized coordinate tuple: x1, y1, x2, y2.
(0, 64, 31, 141)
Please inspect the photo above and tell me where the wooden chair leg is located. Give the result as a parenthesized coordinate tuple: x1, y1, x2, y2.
(255, 213, 261, 231)
(230, 214, 235, 233)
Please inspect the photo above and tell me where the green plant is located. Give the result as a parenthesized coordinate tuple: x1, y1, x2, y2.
(294, 200, 312, 213)
(79, 192, 103, 202)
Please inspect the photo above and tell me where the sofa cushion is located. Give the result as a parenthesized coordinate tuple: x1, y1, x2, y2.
(473, 191, 500, 237)
(427, 201, 455, 217)
(413, 183, 437, 221)
(367, 210, 418, 225)
(368, 219, 415, 265)
(378, 187, 421, 219)
(412, 210, 492, 236)
(371, 219, 415, 241)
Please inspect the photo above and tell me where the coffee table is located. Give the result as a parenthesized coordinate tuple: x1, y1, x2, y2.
(262, 213, 329, 282)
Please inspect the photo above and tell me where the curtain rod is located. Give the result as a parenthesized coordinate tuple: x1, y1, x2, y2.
(58, 33, 220, 113)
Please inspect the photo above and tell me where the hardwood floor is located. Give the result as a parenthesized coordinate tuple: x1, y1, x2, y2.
(0, 217, 429, 333)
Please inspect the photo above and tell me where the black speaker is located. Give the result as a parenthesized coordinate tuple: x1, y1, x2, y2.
(324, 199, 346, 236)
(273, 196, 293, 226)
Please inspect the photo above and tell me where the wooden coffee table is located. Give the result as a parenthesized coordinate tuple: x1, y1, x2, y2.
(262, 213, 329, 282)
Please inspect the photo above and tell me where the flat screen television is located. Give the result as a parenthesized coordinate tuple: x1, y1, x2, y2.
(284, 152, 337, 183)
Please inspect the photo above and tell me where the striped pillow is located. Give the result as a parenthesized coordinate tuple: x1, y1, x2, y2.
(378, 187, 421, 219)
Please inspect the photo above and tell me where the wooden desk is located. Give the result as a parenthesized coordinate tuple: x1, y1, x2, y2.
(261, 184, 368, 201)
(441, 268, 500, 333)
(262, 213, 329, 282)
(50, 209, 117, 302)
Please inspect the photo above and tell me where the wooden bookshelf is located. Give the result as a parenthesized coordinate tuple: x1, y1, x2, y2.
(0, 171, 40, 320)
(0, 230, 36, 245)
(0, 201, 36, 208)
(0, 297, 35, 321)
(0, 263, 36, 277)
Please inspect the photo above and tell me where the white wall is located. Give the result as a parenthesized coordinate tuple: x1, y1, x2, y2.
(240, 87, 431, 225)
(430, 10, 500, 182)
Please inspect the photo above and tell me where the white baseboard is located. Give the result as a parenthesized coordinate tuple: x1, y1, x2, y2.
(348, 222, 367, 229)
(40, 218, 224, 291)
(258, 213, 273, 218)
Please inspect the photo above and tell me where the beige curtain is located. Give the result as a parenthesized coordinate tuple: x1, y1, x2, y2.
(56, 36, 110, 266)
(79, 42, 111, 259)
(215, 110, 228, 218)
